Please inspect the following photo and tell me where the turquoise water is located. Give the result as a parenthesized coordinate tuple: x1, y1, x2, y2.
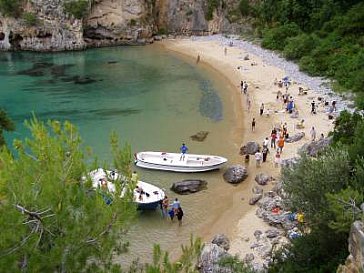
(0, 45, 244, 265)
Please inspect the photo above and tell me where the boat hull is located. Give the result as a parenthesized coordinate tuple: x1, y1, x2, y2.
(137, 201, 161, 210)
(135, 151, 227, 173)
(135, 160, 224, 172)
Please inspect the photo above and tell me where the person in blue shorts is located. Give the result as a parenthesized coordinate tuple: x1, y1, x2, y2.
(179, 143, 188, 161)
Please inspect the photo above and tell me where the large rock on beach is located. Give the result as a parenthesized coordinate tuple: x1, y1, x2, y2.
(285, 132, 305, 143)
(211, 234, 230, 251)
(240, 141, 260, 155)
(170, 179, 207, 195)
(223, 165, 248, 184)
(299, 137, 332, 157)
(190, 131, 209, 142)
(197, 243, 233, 273)
(255, 173, 271, 186)
(249, 194, 263, 205)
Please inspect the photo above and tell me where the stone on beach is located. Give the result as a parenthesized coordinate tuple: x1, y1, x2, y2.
(299, 137, 332, 157)
(223, 165, 248, 184)
(255, 173, 271, 186)
(170, 179, 207, 195)
(211, 234, 230, 251)
(240, 141, 260, 155)
(285, 132, 305, 143)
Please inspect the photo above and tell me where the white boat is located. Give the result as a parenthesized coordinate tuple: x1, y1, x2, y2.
(88, 168, 165, 210)
(134, 151, 228, 172)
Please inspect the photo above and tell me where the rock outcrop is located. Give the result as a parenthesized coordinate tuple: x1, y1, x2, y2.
(240, 141, 260, 155)
(0, 0, 248, 51)
(223, 164, 248, 184)
(170, 179, 207, 194)
(337, 220, 364, 273)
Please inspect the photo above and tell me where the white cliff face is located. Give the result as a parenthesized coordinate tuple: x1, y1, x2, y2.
(0, 0, 244, 51)
(0, 0, 85, 51)
(84, 0, 154, 46)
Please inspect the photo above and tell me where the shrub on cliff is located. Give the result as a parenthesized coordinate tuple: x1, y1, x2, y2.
(0, 0, 22, 17)
(64, 0, 89, 19)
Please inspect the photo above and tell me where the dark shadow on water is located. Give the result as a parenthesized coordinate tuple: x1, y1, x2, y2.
(199, 80, 223, 122)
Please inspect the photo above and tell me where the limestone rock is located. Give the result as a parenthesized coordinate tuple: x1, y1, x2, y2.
(223, 165, 248, 184)
(255, 173, 271, 186)
(285, 132, 305, 143)
(240, 141, 260, 155)
(170, 179, 207, 195)
(252, 185, 263, 194)
(299, 137, 332, 157)
(211, 234, 230, 251)
(249, 194, 263, 205)
(197, 243, 233, 273)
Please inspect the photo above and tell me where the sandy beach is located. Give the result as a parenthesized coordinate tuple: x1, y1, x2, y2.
(161, 36, 338, 263)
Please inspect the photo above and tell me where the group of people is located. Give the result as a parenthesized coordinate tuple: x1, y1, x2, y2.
(161, 196, 184, 225)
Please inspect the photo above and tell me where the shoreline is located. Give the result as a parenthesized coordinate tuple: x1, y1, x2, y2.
(160, 36, 338, 262)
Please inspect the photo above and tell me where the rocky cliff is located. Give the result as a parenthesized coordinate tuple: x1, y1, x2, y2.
(0, 0, 248, 51)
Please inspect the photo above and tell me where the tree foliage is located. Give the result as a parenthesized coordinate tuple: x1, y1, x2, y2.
(63, 0, 90, 19)
(0, 118, 136, 272)
(0, 109, 15, 148)
(253, 1, 364, 108)
(0, 0, 23, 17)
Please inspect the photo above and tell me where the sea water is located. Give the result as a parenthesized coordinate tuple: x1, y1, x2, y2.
(0, 45, 244, 265)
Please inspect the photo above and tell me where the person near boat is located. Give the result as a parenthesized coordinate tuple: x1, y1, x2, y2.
(179, 143, 188, 161)
(161, 196, 170, 218)
(176, 207, 184, 226)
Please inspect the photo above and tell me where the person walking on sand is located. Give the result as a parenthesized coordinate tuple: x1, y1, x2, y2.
(311, 101, 316, 114)
(271, 129, 277, 149)
(243, 81, 248, 94)
(310, 126, 317, 141)
(260, 103, 264, 116)
(251, 118, 256, 132)
(255, 150, 262, 167)
(263, 137, 269, 149)
(224, 47, 227, 56)
(277, 136, 285, 152)
(179, 143, 188, 160)
(274, 150, 281, 168)
(196, 54, 200, 64)
(240, 80, 244, 93)
(176, 207, 184, 226)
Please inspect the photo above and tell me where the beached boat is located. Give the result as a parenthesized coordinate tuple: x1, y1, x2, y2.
(89, 168, 165, 210)
(134, 151, 228, 172)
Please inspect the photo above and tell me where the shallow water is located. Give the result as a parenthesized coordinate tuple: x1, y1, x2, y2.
(0, 45, 244, 265)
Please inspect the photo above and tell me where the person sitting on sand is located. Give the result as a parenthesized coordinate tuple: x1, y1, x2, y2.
(296, 119, 305, 129)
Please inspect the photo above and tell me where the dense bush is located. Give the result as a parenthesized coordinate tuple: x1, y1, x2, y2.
(283, 33, 317, 60)
(22, 12, 37, 26)
(238, 0, 250, 16)
(0, 0, 22, 17)
(64, 0, 89, 19)
(205, 0, 220, 20)
(254, 1, 364, 108)
(261, 23, 301, 50)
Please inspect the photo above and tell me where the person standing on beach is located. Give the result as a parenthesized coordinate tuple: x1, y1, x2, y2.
(240, 80, 244, 93)
(274, 150, 281, 168)
(243, 81, 248, 94)
(277, 136, 285, 152)
(224, 47, 227, 56)
(255, 150, 262, 167)
(251, 118, 256, 132)
(196, 54, 200, 64)
(310, 126, 317, 141)
(180, 143, 188, 160)
(260, 103, 264, 116)
(271, 129, 277, 149)
(176, 207, 184, 226)
(311, 101, 316, 114)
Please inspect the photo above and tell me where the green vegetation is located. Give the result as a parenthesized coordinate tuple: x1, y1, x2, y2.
(0, 0, 22, 17)
(0, 118, 137, 271)
(64, 0, 89, 19)
(22, 12, 37, 26)
(238, 0, 250, 16)
(205, 0, 220, 21)
(0, 109, 15, 147)
(252, 0, 364, 108)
